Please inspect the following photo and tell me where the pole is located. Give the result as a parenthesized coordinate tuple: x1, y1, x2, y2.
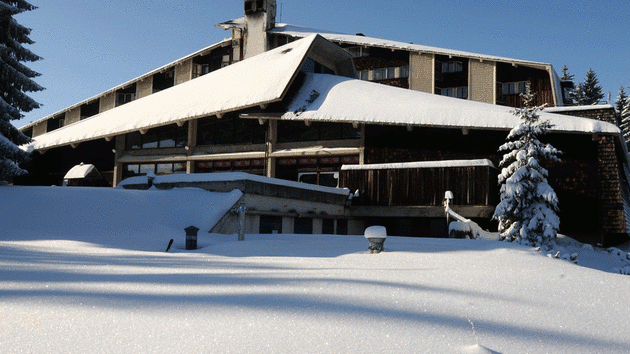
(238, 204, 246, 241)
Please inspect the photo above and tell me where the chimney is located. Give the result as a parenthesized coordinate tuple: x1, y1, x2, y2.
(243, 0, 276, 59)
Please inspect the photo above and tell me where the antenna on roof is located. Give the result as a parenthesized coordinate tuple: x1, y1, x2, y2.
(279, 2, 282, 22)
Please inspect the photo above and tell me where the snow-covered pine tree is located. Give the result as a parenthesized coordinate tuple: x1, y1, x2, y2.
(0, 0, 43, 181)
(571, 68, 604, 105)
(615, 86, 628, 127)
(621, 96, 630, 149)
(493, 83, 561, 247)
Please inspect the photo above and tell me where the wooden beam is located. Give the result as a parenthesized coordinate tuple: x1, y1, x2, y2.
(348, 205, 494, 218)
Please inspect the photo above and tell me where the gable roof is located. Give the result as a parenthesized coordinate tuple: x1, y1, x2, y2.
(25, 34, 338, 152)
(279, 73, 619, 135)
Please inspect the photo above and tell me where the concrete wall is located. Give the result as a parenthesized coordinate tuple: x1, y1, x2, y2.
(469, 59, 496, 104)
(32, 121, 47, 137)
(136, 77, 153, 99)
(175, 59, 193, 86)
(100, 93, 116, 112)
(244, 13, 268, 59)
(409, 52, 434, 93)
(65, 107, 81, 125)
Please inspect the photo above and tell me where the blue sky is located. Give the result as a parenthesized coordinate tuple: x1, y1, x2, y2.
(15, 0, 630, 127)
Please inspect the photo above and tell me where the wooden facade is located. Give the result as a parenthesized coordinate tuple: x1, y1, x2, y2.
(341, 164, 497, 208)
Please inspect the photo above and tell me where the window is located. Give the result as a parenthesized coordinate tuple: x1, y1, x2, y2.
(442, 61, 463, 73)
(153, 69, 175, 92)
(195, 159, 264, 175)
(336, 219, 348, 235)
(47, 114, 65, 132)
(386, 67, 396, 79)
(123, 162, 186, 179)
(277, 121, 360, 143)
(260, 215, 282, 234)
(502, 81, 529, 95)
(245, 0, 265, 14)
(80, 100, 99, 120)
(298, 171, 339, 188)
(322, 219, 335, 235)
(197, 114, 266, 146)
(373, 68, 386, 81)
(399, 66, 409, 78)
(125, 123, 188, 150)
(359, 70, 369, 81)
(294, 218, 313, 234)
(116, 92, 135, 106)
(438, 86, 468, 99)
(346, 46, 369, 58)
(192, 64, 211, 78)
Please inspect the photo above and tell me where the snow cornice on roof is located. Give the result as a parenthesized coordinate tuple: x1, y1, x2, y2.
(270, 23, 552, 69)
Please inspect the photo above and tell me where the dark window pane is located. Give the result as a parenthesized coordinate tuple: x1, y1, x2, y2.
(294, 218, 313, 234)
(260, 215, 282, 234)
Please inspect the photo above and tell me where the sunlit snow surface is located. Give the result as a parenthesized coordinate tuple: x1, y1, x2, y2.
(1, 186, 630, 353)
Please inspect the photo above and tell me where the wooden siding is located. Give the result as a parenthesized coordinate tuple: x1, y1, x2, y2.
(340, 165, 498, 207)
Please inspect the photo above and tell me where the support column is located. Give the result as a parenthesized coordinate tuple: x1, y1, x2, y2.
(266, 120, 277, 178)
(112, 135, 125, 187)
(187, 119, 198, 174)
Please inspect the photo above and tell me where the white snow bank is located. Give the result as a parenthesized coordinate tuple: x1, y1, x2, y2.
(1, 186, 630, 353)
(283, 73, 620, 134)
(0, 186, 242, 251)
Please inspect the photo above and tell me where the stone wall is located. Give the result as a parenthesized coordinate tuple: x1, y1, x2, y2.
(553, 105, 628, 245)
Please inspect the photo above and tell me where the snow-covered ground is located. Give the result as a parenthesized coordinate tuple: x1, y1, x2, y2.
(1, 185, 630, 353)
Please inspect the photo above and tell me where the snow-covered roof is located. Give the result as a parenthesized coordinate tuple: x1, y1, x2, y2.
(20, 38, 233, 131)
(23, 36, 619, 153)
(545, 104, 615, 113)
(63, 163, 96, 179)
(281, 73, 620, 135)
(24, 35, 325, 151)
(271, 23, 551, 68)
(216, 17, 247, 30)
(341, 159, 495, 171)
(152, 172, 350, 196)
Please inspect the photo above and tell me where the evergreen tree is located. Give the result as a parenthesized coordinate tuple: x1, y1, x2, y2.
(621, 97, 630, 149)
(493, 83, 561, 247)
(560, 64, 573, 81)
(0, 0, 43, 181)
(615, 86, 627, 126)
(571, 68, 604, 105)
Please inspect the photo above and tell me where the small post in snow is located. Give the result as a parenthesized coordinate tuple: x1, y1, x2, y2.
(237, 204, 247, 241)
(364, 225, 387, 253)
(185, 226, 199, 250)
(444, 190, 454, 229)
